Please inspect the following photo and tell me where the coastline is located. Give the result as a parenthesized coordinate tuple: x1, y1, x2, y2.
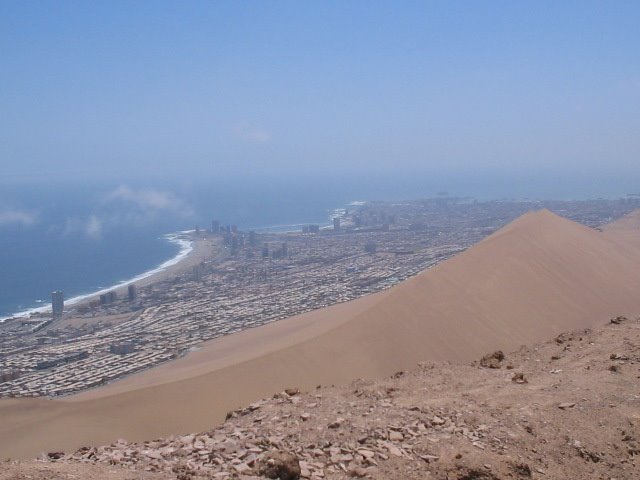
(0, 200, 356, 323)
(0, 231, 209, 323)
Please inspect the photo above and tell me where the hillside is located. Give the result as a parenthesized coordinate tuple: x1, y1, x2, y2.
(5, 316, 639, 479)
(2, 209, 640, 459)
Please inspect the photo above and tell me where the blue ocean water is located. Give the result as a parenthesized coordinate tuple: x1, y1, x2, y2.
(1, 170, 638, 319)
(0, 179, 353, 318)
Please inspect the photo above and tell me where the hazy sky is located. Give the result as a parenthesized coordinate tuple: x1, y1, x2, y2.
(1, 1, 639, 183)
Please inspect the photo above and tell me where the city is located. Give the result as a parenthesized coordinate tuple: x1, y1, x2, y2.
(1, 197, 638, 398)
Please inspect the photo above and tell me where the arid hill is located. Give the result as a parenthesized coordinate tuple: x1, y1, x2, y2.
(5, 317, 639, 479)
(2, 209, 640, 460)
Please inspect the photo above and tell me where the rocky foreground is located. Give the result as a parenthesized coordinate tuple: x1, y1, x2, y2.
(3, 317, 639, 480)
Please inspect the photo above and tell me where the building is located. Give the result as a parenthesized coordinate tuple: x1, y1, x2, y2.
(109, 343, 135, 355)
(128, 284, 137, 302)
(248, 230, 258, 246)
(365, 240, 377, 254)
(193, 264, 203, 281)
(333, 217, 341, 232)
(262, 243, 270, 259)
(51, 291, 64, 318)
(211, 220, 220, 234)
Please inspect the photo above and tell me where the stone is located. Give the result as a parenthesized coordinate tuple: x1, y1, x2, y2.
(558, 402, 576, 410)
(511, 372, 528, 384)
(257, 451, 302, 480)
(480, 351, 505, 369)
(347, 466, 368, 477)
(431, 416, 446, 426)
(328, 418, 345, 429)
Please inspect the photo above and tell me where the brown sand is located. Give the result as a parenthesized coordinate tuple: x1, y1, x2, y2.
(19, 318, 639, 480)
(2, 209, 640, 459)
(601, 208, 640, 248)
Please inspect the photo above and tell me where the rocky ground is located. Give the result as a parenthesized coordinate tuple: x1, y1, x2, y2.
(3, 316, 639, 480)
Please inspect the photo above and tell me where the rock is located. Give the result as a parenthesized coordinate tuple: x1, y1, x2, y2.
(558, 402, 576, 410)
(512, 462, 532, 477)
(610, 316, 627, 324)
(328, 418, 345, 429)
(257, 451, 301, 480)
(419, 454, 440, 463)
(511, 372, 528, 384)
(480, 351, 505, 369)
(609, 350, 627, 363)
(347, 466, 368, 477)
(285, 388, 300, 396)
(431, 415, 446, 426)
(357, 449, 375, 460)
(300, 413, 311, 421)
(388, 430, 404, 441)
(47, 452, 65, 460)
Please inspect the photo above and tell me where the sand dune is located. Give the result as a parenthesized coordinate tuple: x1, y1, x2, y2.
(2, 209, 640, 459)
(601, 208, 640, 248)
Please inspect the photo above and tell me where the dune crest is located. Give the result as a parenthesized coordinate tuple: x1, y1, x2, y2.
(2, 209, 640, 459)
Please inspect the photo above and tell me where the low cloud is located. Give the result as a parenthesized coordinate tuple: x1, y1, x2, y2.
(61, 186, 195, 240)
(104, 185, 194, 218)
(63, 216, 103, 240)
(0, 209, 37, 227)
(84, 215, 103, 240)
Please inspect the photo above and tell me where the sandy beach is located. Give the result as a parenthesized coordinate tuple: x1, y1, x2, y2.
(2, 209, 640, 459)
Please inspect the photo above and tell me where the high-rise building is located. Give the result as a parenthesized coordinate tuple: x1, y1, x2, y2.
(128, 284, 137, 301)
(333, 217, 341, 232)
(193, 264, 203, 281)
(51, 291, 64, 318)
(282, 242, 288, 257)
(211, 220, 220, 234)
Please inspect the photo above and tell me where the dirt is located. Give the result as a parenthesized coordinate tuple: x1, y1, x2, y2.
(4, 315, 639, 479)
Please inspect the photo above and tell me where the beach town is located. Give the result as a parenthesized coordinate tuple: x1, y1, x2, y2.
(1, 196, 638, 398)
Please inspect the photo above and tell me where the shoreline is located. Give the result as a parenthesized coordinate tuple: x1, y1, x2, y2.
(0, 231, 201, 323)
(0, 200, 358, 323)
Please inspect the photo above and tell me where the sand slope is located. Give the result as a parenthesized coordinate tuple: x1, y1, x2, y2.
(2, 209, 640, 459)
(601, 208, 640, 248)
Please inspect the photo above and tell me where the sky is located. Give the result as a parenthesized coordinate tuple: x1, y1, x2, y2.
(1, 1, 639, 184)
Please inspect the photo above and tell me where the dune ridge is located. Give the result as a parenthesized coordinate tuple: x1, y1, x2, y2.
(2, 209, 640, 459)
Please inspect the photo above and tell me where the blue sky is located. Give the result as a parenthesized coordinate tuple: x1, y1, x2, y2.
(1, 1, 639, 183)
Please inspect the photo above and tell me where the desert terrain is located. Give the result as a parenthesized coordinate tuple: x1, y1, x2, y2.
(1, 208, 640, 471)
(4, 316, 639, 479)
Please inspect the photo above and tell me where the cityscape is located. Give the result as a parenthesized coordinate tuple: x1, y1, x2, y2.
(1, 197, 638, 398)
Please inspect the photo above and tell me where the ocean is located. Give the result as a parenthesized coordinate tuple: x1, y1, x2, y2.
(1, 170, 638, 320)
